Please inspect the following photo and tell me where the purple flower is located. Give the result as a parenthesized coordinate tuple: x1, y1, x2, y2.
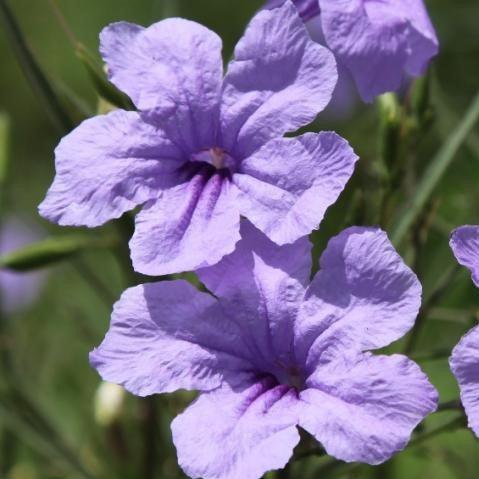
(265, 0, 439, 102)
(90, 222, 438, 479)
(0, 218, 45, 315)
(449, 225, 479, 437)
(39, 2, 358, 276)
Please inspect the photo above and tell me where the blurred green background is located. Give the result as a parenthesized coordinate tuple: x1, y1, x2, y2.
(0, 0, 478, 478)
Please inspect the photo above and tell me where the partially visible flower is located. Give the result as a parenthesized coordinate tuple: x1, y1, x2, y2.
(265, 0, 439, 102)
(39, 2, 358, 276)
(0, 218, 45, 315)
(449, 225, 479, 437)
(91, 222, 437, 479)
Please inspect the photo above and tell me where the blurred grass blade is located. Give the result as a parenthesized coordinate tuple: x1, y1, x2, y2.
(391, 91, 479, 246)
(0, 397, 95, 479)
(76, 43, 134, 110)
(162, 0, 180, 16)
(0, 235, 116, 271)
(0, 0, 74, 133)
(0, 112, 10, 188)
(151, 0, 180, 18)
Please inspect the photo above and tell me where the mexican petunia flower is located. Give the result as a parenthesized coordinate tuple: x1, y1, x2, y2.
(39, 1, 358, 276)
(90, 222, 438, 479)
(265, 0, 439, 102)
(449, 225, 479, 437)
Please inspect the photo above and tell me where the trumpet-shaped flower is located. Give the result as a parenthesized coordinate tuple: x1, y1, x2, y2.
(265, 0, 439, 102)
(91, 222, 438, 479)
(449, 225, 479, 437)
(39, 1, 358, 275)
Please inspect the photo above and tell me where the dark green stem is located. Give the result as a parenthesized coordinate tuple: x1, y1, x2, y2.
(404, 264, 461, 354)
(409, 415, 466, 448)
(0, 0, 74, 133)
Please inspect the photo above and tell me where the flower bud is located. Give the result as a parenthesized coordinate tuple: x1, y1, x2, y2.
(94, 381, 125, 427)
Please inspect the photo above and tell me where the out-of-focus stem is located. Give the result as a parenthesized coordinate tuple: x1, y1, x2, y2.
(408, 415, 466, 448)
(362, 94, 401, 226)
(142, 397, 158, 479)
(0, 0, 73, 134)
(404, 264, 461, 354)
(0, 389, 95, 479)
(391, 91, 479, 247)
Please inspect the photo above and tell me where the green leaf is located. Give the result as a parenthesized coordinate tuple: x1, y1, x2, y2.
(391, 91, 479, 247)
(0, 235, 116, 272)
(0, 0, 73, 133)
(75, 42, 134, 110)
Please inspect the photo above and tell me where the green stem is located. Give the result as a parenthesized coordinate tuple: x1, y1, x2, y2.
(408, 415, 466, 448)
(141, 397, 158, 479)
(72, 258, 117, 307)
(404, 264, 461, 354)
(391, 91, 479, 247)
(0, 388, 95, 479)
(0, 0, 73, 133)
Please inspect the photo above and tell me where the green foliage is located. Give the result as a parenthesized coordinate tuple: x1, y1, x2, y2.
(0, 235, 116, 271)
(0, 0, 478, 478)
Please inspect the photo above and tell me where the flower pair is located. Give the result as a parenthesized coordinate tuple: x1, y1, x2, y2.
(38, 2, 450, 479)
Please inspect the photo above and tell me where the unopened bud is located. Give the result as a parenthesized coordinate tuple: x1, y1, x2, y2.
(94, 381, 125, 427)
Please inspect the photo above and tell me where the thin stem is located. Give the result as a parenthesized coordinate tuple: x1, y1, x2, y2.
(408, 415, 466, 448)
(404, 264, 461, 354)
(72, 258, 117, 307)
(0, 0, 74, 133)
(294, 415, 467, 474)
(391, 91, 479, 247)
(141, 397, 158, 479)
(47, 0, 77, 46)
(0, 391, 95, 479)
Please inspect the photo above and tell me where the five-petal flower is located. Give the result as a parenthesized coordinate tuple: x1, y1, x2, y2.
(90, 222, 438, 479)
(449, 225, 479, 438)
(39, 2, 359, 276)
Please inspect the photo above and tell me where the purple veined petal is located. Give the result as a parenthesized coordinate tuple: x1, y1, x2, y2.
(263, 0, 320, 22)
(198, 220, 311, 369)
(450, 325, 479, 437)
(295, 227, 421, 371)
(39, 110, 185, 227)
(450, 225, 479, 288)
(319, 0, 438, 102)
(100, 20, 223, 151)
(171, 372, 301, 479)
(220, 1, 337, 159)
(130, 170, 241, 276)
(90, 280, 252, 396)
(232, 132, 358, 245)
(299, 352, 438, 464)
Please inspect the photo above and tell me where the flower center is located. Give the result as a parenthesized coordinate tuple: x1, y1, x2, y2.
(273, 364, 305, 392)
(191, 147, 236, 172)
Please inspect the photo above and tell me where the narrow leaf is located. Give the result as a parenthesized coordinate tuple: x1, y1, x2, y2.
(0, 235, 116, 272)
(0, 0, 73, 133)
(0, 112, 10, 188)
(391, 91, 479, 246)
